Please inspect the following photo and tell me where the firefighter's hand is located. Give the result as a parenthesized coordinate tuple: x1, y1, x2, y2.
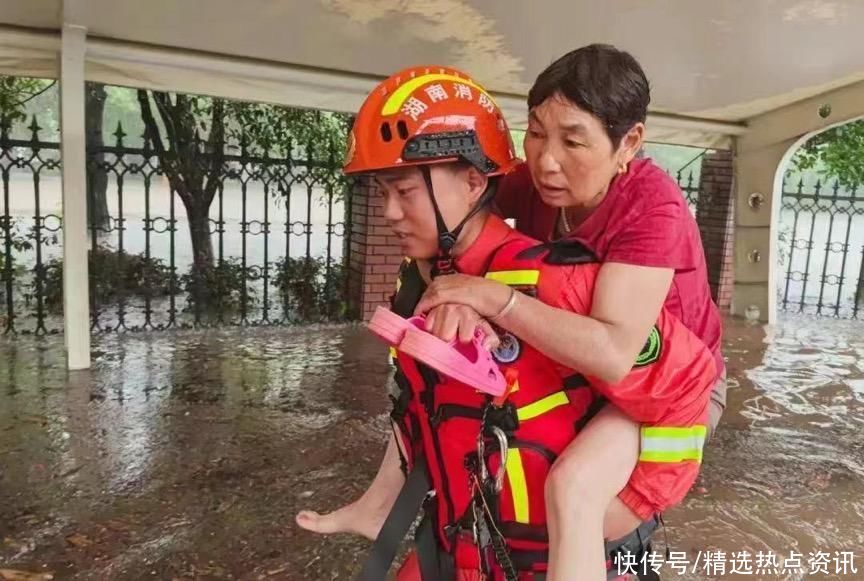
(424, 304, 500, 349)
(415, 273, 512, 320)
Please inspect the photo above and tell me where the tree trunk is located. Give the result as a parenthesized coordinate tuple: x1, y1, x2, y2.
(183, 198, 214, 317)
(186, 199, 214, 272)
(86, 83, 110, 231)
(137, 89, 221, 274)
(137, 89, 223, 313)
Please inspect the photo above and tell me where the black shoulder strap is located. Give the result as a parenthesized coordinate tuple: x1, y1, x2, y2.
(478, 235, 537, 276)
(356, 460, 432, 581)
(516, 239, 598, 265)
(391, 260, 427, 318)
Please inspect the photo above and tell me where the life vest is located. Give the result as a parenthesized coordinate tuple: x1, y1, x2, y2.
(389, 235, 598, 579)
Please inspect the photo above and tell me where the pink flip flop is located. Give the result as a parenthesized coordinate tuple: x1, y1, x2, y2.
(368, 306, 427, 345)
(399, 326, 506, 397)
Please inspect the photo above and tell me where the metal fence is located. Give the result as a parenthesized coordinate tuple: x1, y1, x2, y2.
(672, 150, 705, 214)
(778, 173, 864, 319)
(1, 115, 352, 335)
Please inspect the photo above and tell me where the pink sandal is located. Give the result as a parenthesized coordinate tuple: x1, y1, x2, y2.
(399, 326, 506, 397)
(368, 305, 428, 345)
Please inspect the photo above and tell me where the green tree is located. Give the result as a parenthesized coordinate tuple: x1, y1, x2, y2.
(228, 101, 349, 161)
(137, 91, 226, 273)
(104, 86, 146, 145)
(0, 76, 54, 123)
(136, 90, 349, 311)
(792, 119, 864, 191)
(791, 119, 864, 308)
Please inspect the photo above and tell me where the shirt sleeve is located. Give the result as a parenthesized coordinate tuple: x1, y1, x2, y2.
(605, 197, 700, 271)
(493, 162, 532, 219)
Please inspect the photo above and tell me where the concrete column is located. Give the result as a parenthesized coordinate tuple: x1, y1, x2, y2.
(60, 20, 91, 369)
(731, 140, 794, 324)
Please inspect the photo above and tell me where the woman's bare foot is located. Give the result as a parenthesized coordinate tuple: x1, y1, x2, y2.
(296, 497, 388, 540)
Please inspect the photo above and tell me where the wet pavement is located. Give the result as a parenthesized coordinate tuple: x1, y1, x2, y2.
(1, 316, 863, 580)
(668, 316, 864, 580)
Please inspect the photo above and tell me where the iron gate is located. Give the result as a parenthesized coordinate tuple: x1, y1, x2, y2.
(778, 173, 864, 319)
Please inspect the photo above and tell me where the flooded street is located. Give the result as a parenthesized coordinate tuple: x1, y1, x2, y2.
(666, 317, 864, 580)
(1, 315, 863, 580)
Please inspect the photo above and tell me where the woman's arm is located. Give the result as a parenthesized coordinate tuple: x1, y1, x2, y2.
(415, 262, 672, 383)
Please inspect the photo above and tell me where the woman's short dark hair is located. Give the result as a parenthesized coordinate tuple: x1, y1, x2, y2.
(527, 44, 650, 148)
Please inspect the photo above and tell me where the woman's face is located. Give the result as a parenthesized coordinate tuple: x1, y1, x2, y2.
(523, 94, 641, 209)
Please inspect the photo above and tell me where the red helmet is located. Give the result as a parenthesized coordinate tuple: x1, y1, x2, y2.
(343, 65, 519, 177)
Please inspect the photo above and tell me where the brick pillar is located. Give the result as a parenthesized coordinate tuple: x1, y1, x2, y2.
(695, 151, 736, 313)
(346, 177, 404, 320)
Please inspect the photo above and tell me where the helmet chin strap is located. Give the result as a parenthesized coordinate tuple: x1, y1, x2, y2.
(420, 165, 496, 279)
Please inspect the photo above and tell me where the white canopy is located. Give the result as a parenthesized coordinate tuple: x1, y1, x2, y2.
(11, 0, 861, 148)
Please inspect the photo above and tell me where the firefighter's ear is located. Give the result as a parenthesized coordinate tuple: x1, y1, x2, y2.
(464, 165, 489, 208)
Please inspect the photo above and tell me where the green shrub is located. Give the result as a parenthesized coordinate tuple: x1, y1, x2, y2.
(273, 256, 347, 322)
(39, 245, 176, 312)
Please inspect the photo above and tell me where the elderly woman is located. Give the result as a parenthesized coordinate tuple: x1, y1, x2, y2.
(413, 44, 726, 578)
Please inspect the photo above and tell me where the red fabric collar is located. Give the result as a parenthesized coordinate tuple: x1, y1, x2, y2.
(453, 214, 513, 276)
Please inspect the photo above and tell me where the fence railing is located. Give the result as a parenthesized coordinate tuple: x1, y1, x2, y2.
(778, 173, 864, 319)
(1, 117, 62, 335)
(673, 149, 706, 213)
(1, 115, 352, 335)
(677, 169, 701, 213)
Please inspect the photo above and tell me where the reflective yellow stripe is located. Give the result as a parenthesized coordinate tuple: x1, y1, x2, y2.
(381, 73, 496, 115)
(485, 270, 540, 286)
(389, 346, 398, 360)
(517, 392, 569, 422)
(639, 425, 707, 463)
(642, 426, 707, 440)
(505, 449, 530, 523)
(639, 449, 704, 463)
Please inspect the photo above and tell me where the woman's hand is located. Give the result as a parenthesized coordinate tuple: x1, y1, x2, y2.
(424, 303, 500, 349)
(414, 274, 512, 320)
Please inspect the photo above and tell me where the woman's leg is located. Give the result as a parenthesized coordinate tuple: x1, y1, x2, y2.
(545, 406, 640, 581)
(296, 432, 405, 540)
(603, 496, 644, 541)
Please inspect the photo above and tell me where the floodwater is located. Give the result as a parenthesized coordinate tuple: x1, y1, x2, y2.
(0, 315, 863, 580)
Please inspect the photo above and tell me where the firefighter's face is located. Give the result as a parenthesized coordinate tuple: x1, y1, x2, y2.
(375, 165, 483, 259)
